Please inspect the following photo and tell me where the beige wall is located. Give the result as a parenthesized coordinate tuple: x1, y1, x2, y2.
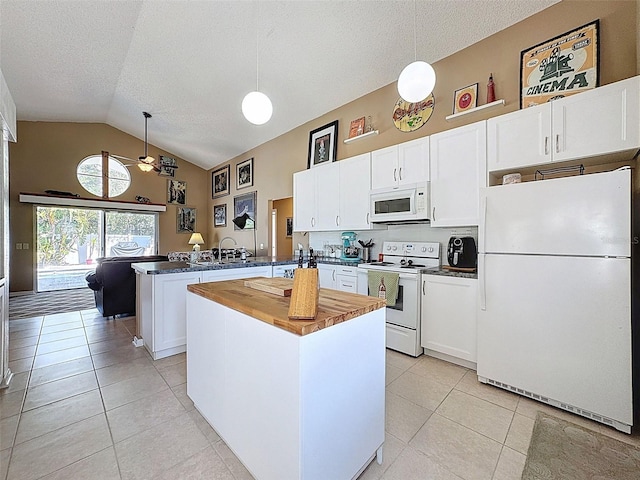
(7, 0, 637, 292)
(9, 122, 207, 291)
(209, 0, 637, 251)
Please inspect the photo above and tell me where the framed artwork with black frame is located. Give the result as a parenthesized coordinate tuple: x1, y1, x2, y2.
(167, 180, 186, 205)
(212, 164, 230, 199)
(177, 207, 196, 233)
(519, 20, 599, 108)
(236, 158, 254, 189)
(307, 120, 338, 168)
(233, 191, 256, 231)
(213, 204, 227, 227)
(157, 155, 177, 177)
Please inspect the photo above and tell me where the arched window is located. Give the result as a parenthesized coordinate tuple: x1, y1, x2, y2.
(77, 155, 130, 197)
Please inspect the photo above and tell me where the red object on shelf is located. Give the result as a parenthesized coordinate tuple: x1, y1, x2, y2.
(487, 74, 496, 103)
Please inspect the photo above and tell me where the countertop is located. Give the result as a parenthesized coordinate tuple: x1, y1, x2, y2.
(131, 256, 361, 275)
(423, 266, 478, 279)
(187, 278, 385, 336)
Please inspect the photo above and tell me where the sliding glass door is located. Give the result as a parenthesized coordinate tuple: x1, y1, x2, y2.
(36, 206, 157, 291)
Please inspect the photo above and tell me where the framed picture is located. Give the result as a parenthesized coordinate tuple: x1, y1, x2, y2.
(453, 83, 478, 114)
(167, 179, 186, 205)
(177, 207, 196, 233)
(233, 191, 256, 230)
(348, 117, 365, 138)
(212, 164, 230, 199)
(308, 120, 338, 168)
(236, 158, 254, 189)
(286, 217, 293, 237)
(157, 155, 177, 177)
(213, 204, 227, 227)
(520, 20, 599, 109)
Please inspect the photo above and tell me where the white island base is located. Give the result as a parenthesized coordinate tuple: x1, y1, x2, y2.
(186, 290, 385, 480)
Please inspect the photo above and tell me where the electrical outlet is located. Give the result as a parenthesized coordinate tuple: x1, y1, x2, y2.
(16, 243, 22, 250)
(22, 243, 29, 250)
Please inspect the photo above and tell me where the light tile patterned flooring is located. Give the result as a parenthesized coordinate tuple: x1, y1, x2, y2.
(2, 307, 640, 480)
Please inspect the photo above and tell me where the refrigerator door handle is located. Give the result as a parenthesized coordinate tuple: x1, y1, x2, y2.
(479, 254, 486, 311)
(480, 195, 487, 251)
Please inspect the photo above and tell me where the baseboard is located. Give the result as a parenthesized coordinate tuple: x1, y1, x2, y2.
(9, 290, 35, 297)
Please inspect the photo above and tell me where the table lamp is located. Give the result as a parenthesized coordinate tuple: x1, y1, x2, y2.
(188, 232, 205, 260)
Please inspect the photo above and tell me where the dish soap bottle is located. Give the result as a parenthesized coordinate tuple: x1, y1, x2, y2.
(378, 277, 386, 299)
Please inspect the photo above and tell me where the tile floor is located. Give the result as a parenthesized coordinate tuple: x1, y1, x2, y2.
(2, 307, 640, 480)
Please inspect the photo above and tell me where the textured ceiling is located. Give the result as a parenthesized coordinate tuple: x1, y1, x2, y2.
(0, 0, 558, 170)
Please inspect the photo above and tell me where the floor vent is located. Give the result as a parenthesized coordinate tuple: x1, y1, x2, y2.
(478, 376, 628, 433)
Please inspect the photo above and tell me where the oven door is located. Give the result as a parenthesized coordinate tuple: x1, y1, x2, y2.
(358, 270, 419, 329)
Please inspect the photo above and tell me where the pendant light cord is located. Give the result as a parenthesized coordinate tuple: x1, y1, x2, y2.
(255, 1, 259, 91)
(413, 0, 417, 62)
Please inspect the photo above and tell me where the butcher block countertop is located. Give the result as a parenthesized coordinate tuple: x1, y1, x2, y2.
(187, 278, 385, 336)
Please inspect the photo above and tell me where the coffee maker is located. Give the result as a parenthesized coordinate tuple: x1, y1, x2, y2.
(341, 232, 360, 261)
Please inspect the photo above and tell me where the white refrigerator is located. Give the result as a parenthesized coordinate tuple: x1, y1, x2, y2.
(477, 168, 633, 433)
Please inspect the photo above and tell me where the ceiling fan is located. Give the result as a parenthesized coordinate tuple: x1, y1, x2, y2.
(111, 111, 178, 173)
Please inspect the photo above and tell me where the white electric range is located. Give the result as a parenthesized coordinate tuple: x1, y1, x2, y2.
(357, 241, 440, 356)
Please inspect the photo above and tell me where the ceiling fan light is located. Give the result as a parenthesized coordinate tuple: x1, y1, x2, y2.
(140, 155, 155, 164)
(137, 163, 154, 172)
(397, 61, 436, 103)
(242, 91, 273, 125)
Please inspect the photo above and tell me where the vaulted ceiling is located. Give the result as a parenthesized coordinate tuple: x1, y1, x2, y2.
(0, 0, 558, 170)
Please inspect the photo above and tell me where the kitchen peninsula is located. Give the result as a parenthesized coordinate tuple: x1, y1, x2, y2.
(131, 256, 361, 360)
(186, 279, 386, 480)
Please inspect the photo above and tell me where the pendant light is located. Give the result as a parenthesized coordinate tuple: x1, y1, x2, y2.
(242, 2, 272, 125)
(397, 0, 436, 103)
(138, 111, 155, 172)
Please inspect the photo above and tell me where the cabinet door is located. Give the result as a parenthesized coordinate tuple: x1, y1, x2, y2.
(293, 170, 316, 231)
(398, 136, 429, 185)
(318, 264, 336, 289)
(553, 76, 640, 162)
(154, 272, 201, 353)
(487, 104, 552, 172)
(422, 275, 477, 363)
(339, 153, 371, 229)
(315, 162, 341, 230)
(430, 121, 487, 227)
(371, 145, 398, 190)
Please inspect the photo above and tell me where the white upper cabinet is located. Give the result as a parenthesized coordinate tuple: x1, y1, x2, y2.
(488, 76, 640, 172)
(430, 121, 487, 227)
(339, 153, 371, 230)
(293, 169, 316, 231)
(293, 153, 372, 232)
(371, 137, 429, 190)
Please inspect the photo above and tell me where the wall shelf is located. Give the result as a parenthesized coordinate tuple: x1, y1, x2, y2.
(343, 130, 379, 144)
(19, 192, 166, 212)
(445, 99, 505, 121)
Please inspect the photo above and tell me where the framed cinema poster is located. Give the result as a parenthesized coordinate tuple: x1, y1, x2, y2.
(520, 20, 599, 109)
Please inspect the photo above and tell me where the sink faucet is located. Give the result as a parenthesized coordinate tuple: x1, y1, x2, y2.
(219, 236, 237, 260)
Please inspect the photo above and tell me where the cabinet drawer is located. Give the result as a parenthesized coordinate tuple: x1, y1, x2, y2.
(336, 275, 357, 293)
(335, 266, 358, 277)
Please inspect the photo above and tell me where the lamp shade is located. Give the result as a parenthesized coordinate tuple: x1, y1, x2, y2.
(188, 233, 204, 245)
(397, 61, 436, 103)
(232, 213, 251, 230)
(137, 162, 154, 172)
(242, 91, 273, 125)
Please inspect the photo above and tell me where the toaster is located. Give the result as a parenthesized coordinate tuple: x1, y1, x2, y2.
(447, 236, 477, 269)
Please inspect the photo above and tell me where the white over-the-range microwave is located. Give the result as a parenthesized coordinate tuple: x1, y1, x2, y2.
(369, 182, 430, 223)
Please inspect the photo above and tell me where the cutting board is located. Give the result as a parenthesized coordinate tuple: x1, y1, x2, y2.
(244, 277, 294, 296)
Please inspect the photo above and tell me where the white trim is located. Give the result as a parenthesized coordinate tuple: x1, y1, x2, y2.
(445, 99, 505, 121)
(19, 193, 166, 212)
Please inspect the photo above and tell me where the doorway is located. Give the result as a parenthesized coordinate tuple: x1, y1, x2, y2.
(36, 206, 157, 291)
(270, 197, 293, 257)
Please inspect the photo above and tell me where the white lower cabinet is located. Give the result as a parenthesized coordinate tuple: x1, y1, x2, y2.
(138, 266, 273, 360)
(139, 271, 202, 360)
(421, 274, 477, 367)
(318, 264, 358, 292)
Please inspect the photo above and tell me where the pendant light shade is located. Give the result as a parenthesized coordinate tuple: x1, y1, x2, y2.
(397, 60, 436, 103)
(242, 91, 273, 125)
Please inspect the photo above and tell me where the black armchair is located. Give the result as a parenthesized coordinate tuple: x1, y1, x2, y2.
(86, 255, 168, 317)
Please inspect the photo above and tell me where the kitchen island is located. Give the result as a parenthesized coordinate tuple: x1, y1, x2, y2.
(186, 279, 386, 480)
